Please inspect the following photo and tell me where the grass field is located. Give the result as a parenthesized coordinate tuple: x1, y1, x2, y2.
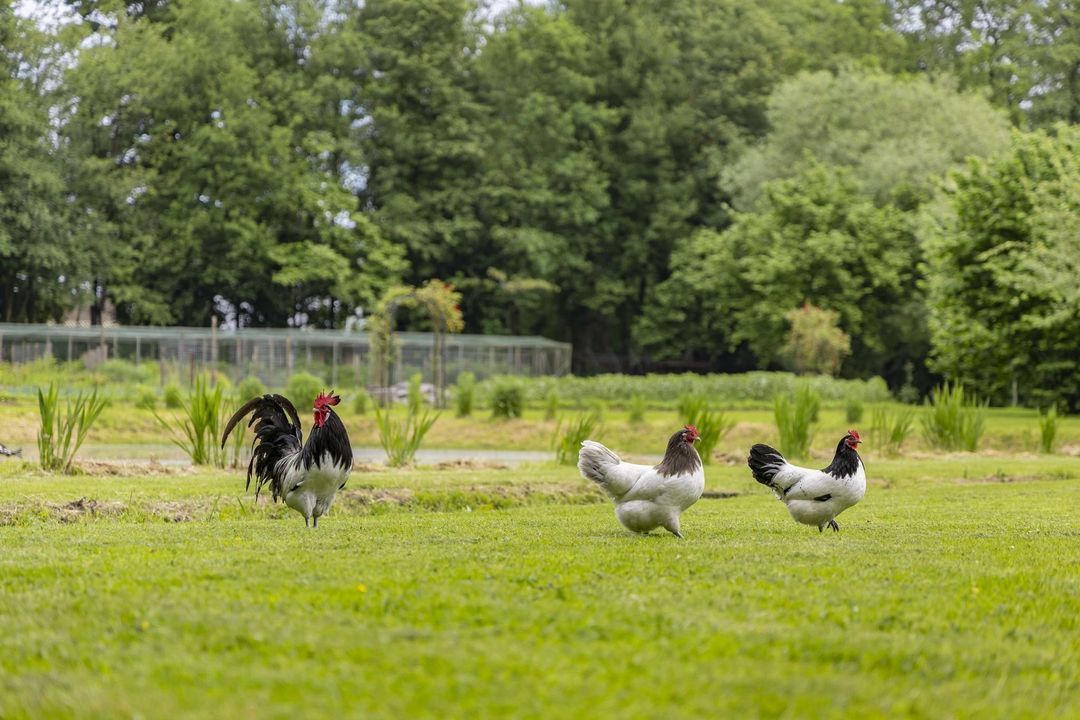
(1, 448, 1079, 718)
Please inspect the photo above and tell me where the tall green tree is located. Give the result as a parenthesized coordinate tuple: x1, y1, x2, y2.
(637, 163, 926, 383)
(892, 0, 1080, 126)
(355, 0, 485, 283)
(62, 0, 403, 327)
(924, 126, 1080, 409)
(0, 3, 79, 323)
(728, 68, 1011, 209)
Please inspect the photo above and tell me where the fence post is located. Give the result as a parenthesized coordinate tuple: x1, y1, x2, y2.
(332, 340, 339, 387)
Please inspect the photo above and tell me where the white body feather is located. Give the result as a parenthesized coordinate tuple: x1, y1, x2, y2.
(578, 440, 704, 536)
(767, 458, 866, 528)
(279, 452, 350, 524)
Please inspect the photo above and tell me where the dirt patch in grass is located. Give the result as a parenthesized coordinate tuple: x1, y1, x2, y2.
(72, 460, 197, 477)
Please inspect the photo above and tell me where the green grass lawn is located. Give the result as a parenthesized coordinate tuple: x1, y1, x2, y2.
(1, 457, 1078, 718)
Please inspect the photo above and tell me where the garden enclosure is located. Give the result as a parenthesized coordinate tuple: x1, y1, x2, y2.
(0, 323, 572, 390)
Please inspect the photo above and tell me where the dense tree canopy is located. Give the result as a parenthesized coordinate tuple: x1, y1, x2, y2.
(1, 0, 1078, 402)
(925, 126, 1080, 410)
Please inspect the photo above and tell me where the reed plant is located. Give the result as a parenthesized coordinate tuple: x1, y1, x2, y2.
(373, 405, 439, 467)
(36, 383, 107, 473)
(774, 384, 820, 458)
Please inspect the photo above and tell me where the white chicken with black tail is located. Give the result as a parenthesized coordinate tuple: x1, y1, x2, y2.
(578, 426, 705, 538)
(747, 429, 866, 533)
(222, 391, 353, 527)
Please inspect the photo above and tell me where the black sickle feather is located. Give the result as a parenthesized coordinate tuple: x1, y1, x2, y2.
(222, 394, 304, 502)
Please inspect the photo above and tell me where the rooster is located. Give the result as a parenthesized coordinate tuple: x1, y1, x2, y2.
(748, 429, 865, 533)
(578, 426, 705, 538)
(221, 391, 352, 527)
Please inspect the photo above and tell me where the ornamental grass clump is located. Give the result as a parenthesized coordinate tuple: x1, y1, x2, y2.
(37, 383, 107, 473)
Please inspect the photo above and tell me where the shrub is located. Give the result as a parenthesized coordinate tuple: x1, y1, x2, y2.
(627, 394, 647, 425)
(156, 374, 230, 467)
(587, 399, 606, 422)
(37, 383, 108, 473)
(775, 384, 820, 458)
(491, 378, 525, 419)
(870, 405, 915, 455)
(1038, 407, 1058, 454)
(544, 389, 559, 421)
(920, 383, 986, 452)
(353, 388, 370, 416)
(554, 411, 602, 465)
(164, 382, 184, 409)
(407, 373, 424, 415)
(134, 385, 158, 410)
(237, 375, 267, 400)
(287, 372, 325, 406)
(454, 372, 476, 417)
(845, 391, 864, 423)
(97, 359, 156, 385)
(373, 405, 439, 467)
(681, 400, 735, 465)
(780, 304, 851, 376)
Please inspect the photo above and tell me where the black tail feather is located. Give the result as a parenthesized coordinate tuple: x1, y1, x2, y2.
(747, 444, 787, 487)
(222, 394, 303, 501)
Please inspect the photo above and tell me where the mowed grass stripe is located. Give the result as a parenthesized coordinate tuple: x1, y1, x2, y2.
(1, 479, 1077, 719)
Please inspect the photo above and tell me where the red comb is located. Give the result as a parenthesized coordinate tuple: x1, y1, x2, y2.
(314, 391, 341, 408)
(685, 425, 699, 435)
(848, 428, 860, 441)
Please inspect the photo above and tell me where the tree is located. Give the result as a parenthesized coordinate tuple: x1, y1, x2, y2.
(924, 126, 1080, 410)
(61, 0, 403, 327)
(637, 163, 926, 384)
(355, 0, 485, 283)
(727, 68, 1011, 209)
(0, 4, 79, 323)
(781, 304, 852, 376)
(891, 0, 1080, 126)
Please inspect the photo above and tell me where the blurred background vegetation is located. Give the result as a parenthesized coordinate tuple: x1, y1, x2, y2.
(1, 0, 1078, 409)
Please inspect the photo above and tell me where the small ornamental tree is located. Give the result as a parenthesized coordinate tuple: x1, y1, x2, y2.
(781, 304, 851, 376)
(369, 281, 464, 408)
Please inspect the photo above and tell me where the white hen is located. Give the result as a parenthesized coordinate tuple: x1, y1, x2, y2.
(578, 426, 705, 538)
(748, 429, 866, 532)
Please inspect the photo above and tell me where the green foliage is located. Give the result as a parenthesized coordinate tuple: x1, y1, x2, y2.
(627, 395, 647, 425)
(845, 391, 864, 424)
(156, 375, 228, 467)
(373, 405, 439, 467)
(134, 386, 158, 411)
(236, 376, 267, 401)
(453, 372, 475, 417)
(352, 388, 370, 416)
(637, 164, 926, 383)
(286, 372, 325, 407)
(925, 126, 1080, 411)
(1038, 407, 1058, 455)
(921, 384, 987, 452)
(544, 389, 559, 422)
(36, 384, 107, 473)
(163, 382, 184, 410)
(491, 379, 525, 420)
(680, 400, 736, 466)
(505, 373, 889, 407)
(554, 411, 602, 465)
(728, 68, 1009, 208)
(407, 373, 424, 415)
(774, 385, 820, 459)
(781, 304, 851, 376)
(870, 405, 916, 455)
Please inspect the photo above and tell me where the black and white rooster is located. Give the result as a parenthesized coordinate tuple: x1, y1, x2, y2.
(747, 429, 866, 533)
(222, 391, 353, 527)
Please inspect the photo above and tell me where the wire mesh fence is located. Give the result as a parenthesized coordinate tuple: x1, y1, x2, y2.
(0, 323, 572, 389)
